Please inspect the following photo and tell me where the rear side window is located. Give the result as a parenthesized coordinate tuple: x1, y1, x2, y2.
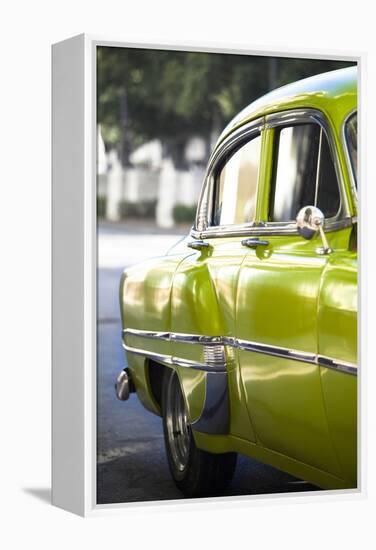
(269, 123, 340, 222)
(212, 134, 262, 226)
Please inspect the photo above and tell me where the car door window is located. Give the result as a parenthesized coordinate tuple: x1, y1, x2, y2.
(269, 123, 340, 222)
(212, 134, 262, 226)
(345, 112, 357, 187)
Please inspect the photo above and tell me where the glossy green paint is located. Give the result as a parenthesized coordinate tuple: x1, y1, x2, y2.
(318, 253, 357, 481)
(193, 432, 354, 490)
(236, 229, 353, 479)
(170, 240, 257, 441)
(120, 255, 178, 415)
(119, 67, 358, 490)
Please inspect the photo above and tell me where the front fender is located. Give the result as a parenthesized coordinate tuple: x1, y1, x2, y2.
(119, 250, 190, 414)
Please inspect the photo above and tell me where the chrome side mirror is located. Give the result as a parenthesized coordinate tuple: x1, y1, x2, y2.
(296, 206, 332, 254)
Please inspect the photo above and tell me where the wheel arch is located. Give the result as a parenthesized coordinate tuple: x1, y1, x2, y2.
(147, 359, 168, 415)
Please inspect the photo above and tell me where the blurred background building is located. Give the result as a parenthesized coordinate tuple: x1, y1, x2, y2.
(98, 129, 205, 228)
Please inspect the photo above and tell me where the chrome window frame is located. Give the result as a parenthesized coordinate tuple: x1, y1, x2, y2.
(342, 109, 358, 208)
(193, 117, 264, 236)
(192, 108, 352, 240)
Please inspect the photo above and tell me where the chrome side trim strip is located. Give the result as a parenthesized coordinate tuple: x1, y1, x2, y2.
(124, 329, 224, 346)
(122, 343, 173, 366)
(190, 217, 353, 240)
(122, 342, 226, 373)
(123, 328, 357, 375)
(123, 328, 171, 341)
(317, 355, 357, 376)
(170, 333, 224, 345)
(124, 328, 227, 346)
(236, 338, 316, 364)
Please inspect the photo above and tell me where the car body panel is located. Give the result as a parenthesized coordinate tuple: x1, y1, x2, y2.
(170, 239, 257, 440)
(236, 240, 337, 474)
(193, 432, 353, 490)
(119, 67, 358, 490)
(318, 253, 357, 483)
(120, 254, 186, 414)
(235, 228, 354, 472)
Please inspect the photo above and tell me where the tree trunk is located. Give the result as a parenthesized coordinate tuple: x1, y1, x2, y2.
(268, 57, 278, 90)
(120, 86, 132, 167)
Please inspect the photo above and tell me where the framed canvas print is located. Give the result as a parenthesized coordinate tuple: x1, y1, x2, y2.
(52, 34, 361, 516)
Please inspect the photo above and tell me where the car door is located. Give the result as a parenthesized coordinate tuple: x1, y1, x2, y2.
(170, 119, 265, 442)
(236, 109, 352, 479)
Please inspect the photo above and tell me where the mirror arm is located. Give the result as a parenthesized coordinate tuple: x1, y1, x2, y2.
(318, 225, 332, 255)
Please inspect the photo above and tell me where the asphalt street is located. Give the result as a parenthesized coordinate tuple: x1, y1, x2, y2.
(96, 223, 319, 504)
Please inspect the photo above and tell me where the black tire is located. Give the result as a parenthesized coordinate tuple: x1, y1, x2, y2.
(162, 367, 237, 497)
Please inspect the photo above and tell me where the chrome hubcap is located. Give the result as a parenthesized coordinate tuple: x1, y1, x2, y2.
(165, 371, 191, 472)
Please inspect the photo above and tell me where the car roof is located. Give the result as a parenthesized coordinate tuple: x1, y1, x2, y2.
(217, 65, 357, 146)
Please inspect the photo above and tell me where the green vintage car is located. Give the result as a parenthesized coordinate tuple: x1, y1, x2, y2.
(116, 66, 358, 497)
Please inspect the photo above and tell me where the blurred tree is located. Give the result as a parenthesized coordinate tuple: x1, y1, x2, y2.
(97, 47, 354, 168)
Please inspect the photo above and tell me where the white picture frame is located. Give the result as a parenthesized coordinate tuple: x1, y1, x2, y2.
(52, 34, 364, 517)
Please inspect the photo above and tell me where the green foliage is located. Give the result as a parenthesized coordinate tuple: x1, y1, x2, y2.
(118, 200, 157, 219)
(172, 204, 197, 224)
(97, 47, 355, 166)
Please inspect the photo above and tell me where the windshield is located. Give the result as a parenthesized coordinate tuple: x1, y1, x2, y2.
(345, 112, 357, 187)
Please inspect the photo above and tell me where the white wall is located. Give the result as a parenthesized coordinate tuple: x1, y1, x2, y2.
(101, 147, 205, 226)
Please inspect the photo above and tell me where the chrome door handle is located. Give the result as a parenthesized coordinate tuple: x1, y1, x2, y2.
(241, 238, 269, 249)
(187, 240, 210, 250)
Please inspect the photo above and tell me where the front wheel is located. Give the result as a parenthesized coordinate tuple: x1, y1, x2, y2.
(162, 368, 237, 497)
